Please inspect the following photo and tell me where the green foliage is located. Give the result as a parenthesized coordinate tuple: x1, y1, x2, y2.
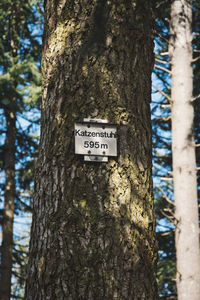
(153, 1, 175, 299)
(154, 188, 176, 299)
(0, 0, 43, 296)
(12, 232, 30, 299)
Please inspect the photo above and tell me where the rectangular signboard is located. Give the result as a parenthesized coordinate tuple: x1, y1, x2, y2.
(74, 122, 117, 157)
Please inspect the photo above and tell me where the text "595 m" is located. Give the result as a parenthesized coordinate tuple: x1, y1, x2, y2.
(84, 141, 108, 149)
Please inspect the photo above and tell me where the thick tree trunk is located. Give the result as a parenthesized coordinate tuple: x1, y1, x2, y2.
(169, 1, 200, 299)
(25, 1, 157, 299)
(0, 112, 16, 300)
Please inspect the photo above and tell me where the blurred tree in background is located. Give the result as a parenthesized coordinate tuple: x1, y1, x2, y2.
(0, 0, 42, 298)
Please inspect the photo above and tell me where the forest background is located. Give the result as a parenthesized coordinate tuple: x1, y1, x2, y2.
(0, 0, 200, 299)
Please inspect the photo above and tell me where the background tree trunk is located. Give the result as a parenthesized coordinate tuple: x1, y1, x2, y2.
(0, 2, 18, 298)
(169, 1, 200, 299)
(0, 111, 16, 300)
(25, 1, 157, 299)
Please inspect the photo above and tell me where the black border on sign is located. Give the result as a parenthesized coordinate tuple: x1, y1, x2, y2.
(75, 121, 118, 127)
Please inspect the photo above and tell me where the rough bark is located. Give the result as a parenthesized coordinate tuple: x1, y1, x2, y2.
(25, 1, 157, 299)
(0, 112, 16, 300)
(169, 1, 200, 299)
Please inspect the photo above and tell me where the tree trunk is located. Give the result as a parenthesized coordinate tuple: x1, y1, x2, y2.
(25, 1, 157, 299)
(169, 1, 200, 299)
(0, 111, 16, 300)
(0, 3, 18, 298)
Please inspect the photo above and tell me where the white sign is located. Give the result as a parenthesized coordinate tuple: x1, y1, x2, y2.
(74, 122, 117, 157)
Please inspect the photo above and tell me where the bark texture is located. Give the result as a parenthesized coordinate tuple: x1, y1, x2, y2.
(25, 1, 157, 299)
(0, 112, 16, 300)
(169, 1, 200, 299)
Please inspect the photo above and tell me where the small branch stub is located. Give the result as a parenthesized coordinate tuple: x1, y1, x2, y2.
(74, 119, 117, 162)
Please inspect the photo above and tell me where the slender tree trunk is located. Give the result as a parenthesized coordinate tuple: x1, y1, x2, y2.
(0, 3, 18, 299)
(0, 111, 16, 300)
(25, 1, 157, 299)
(169, 1, 200, 299)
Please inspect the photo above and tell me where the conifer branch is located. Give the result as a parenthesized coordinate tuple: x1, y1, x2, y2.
(160, 177, 173, 181)
(155, 116, 171, 121)
(152, 84, 172, 102)
(154, 31, 169, 44)
(160, 52, 169, 56)
(192, 56, 200, 63)
(191, 93, 200, 102)
(161, 230, 175, 236)
(155, 64, 172, 75)
(155, 58, 171, 65)
(161, 210, 175, 223)
(160, 104, 171, 108)
(157, 186, 175, 206)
